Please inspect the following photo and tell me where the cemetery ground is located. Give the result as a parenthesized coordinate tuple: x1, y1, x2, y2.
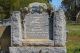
(67, 23, 80, 53)
(0, 23, 80, 53)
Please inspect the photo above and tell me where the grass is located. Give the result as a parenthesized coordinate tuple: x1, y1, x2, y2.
(67, 23, 80, 53)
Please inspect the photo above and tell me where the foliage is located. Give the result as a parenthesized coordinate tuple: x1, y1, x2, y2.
(0, 0, 49, 19)
(62, 0, 80, 21)
(0, 0, 10, 19)
(0, 0, 48, 11)
(10, 0, 49, 10)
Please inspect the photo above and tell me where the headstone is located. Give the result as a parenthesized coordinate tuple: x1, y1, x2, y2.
(21, 13, 55, 46)
(24, 13, 49, 39)
(9, 3, 67, 53)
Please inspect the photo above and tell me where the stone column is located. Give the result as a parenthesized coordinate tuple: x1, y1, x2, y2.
(53, 9, 66, 46)
(11, 11, 22, 46)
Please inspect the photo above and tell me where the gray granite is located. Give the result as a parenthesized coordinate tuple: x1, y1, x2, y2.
(0, 3, 67, 53)
(9, 47, 66, 53)
(53, 9, 66, 46)
(24, 13, 49, 39)
(9, 8, 66, 53)
(0, 18, 11, 26)
(11, 11, 22, 46)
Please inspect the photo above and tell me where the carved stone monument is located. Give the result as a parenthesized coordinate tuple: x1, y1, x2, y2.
(24, 13, 49, 39)
(0, 3, 67, 53)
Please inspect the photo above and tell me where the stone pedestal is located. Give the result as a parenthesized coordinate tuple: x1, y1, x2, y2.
(9, 47, 66, 53)
(11, 11, 22, 46)
(53, 9, 66, 46)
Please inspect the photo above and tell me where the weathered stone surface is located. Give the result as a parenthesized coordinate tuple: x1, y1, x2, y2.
(24, 13, 49, 39)
(11, 11, 22, 46)
(9, 47, 66, 53)
(22, 39, 54, 46)
(0, 18, 11, 26)
(9, 9, 67, 53)
(53, 9, 66, 46)
(29, 2, 47, 9)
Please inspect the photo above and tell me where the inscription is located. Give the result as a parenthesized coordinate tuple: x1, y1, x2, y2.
(25, 14, 49, 39)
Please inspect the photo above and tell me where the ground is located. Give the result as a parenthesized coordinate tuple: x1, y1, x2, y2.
(0, 26, 6, 49)
(0, 26, 10, 50)
(67, 23, 80, 53)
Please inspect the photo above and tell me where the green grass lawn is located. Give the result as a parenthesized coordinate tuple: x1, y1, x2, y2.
(67, 23, 80, 53)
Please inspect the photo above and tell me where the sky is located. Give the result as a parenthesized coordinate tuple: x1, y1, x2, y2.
(49, 0, 62, 11)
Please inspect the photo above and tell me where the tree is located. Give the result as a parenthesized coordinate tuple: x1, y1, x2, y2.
(62, 0, 79, 21)
(0, 0, 49, 19)
(0, 0, 10, 19)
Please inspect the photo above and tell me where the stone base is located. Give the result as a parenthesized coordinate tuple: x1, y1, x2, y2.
(9, 47, 66, 53)
(22, 39, 54, 46)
